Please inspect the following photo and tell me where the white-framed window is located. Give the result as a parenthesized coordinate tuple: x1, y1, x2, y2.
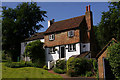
(49, 47, 55, 54)
(68, 30, 74, 37)
(49, 34, 55, 41)
(68, 44, 76, 52)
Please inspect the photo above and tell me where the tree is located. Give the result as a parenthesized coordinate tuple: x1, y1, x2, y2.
(108, 42, 120, 78)
(2, 2, 47, 61)
(24, 40, 45, 67)
(97, 2, 120, 49)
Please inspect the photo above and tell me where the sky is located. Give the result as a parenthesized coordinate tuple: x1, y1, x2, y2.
(2, 2, 110, 32)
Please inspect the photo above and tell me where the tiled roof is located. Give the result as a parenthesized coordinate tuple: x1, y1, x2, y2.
(45, 15, 85, 34)
(25, 32, 44, 41)
(96, 38, 118, 59)
(71, 51, 90, 58)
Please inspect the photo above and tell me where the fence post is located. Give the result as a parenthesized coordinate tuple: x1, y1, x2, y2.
(48, 61, 50, 69)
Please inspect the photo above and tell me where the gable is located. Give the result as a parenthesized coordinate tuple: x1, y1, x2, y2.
(45, 15, 85, 34)
(96, 38, 118, 59)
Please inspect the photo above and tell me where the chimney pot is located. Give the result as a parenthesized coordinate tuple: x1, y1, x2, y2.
(86, 6, 88, 12)
(48, 19, 55, 27)
(88, 5, 90, 11)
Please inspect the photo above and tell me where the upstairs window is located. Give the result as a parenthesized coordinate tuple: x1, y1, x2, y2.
(49, 47, 55, 54)
(68, 44, 76, 52)
(68, 30, 74, 37)
(49, 34, 55, 41)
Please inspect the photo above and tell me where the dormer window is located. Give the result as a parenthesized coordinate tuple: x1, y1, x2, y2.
(68, 30, 74, 37)
(49, 34, 55, 41)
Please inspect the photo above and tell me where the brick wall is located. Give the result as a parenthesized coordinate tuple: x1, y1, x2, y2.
(98, 50, 108, 78)
(44, 29, 80, 47)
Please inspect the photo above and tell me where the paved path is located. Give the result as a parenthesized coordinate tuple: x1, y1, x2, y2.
(48, 70, 97, 80)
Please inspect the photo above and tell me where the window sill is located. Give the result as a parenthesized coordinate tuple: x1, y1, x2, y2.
(68, 50, 76, 52)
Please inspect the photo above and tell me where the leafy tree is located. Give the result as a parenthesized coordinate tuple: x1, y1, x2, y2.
(97, 2, 120, 49)
(108, 42, 120, 78)
(2, 2, 47, 61)
(24, 40, 45, 67)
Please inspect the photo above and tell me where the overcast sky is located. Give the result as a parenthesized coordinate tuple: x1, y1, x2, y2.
(2, 2, 110, 32)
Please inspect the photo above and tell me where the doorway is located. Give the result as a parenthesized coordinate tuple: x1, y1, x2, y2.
(60, 46, 65, 58)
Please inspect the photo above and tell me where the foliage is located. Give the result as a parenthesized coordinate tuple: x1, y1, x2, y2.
(107, 42, 120, 78)
(2, 2, 47, 61)
(43, 65, 48, 70)
(67, 69, 76, 77)
(56, 59, 66, 70)
(66, 57, 75, 71)
(85, 71, 93, 77)
(67, 57, 97, 77)
(53, 59, 66, 74)
(2, 50, 6, 60)
(96, 2, 120, 49)
(5, 61, 34, 68)
(24, 40, 45, 68)
(53, 67, 66, 74)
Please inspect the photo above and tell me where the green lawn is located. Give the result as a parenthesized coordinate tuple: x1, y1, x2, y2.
(2, 63, 62, 79)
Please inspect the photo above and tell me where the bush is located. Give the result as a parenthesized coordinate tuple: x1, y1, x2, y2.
(67, 57, 94, 77)
(24, 40, 45, 68)
(5, 62, 21, 68)
(43, 65, 48, 70)
(108, 43, 120, 78)
(2, 51, 6, 60)
(85, 71, 93, 77)
(5, 61, 34, 68)
(53, 68, 65, 74)
(56, 59, 66, 70)
(67, 57, 75, 71)
(67, 69, 76, 77)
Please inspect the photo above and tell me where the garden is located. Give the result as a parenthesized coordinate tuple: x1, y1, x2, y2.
(52, 57, 98, 78)
(2, 40, 62, 79)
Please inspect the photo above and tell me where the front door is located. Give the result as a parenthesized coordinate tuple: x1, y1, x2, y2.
(60, 46, 65, 58)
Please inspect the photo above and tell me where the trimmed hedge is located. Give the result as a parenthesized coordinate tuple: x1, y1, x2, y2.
(5, 61, 39, 68)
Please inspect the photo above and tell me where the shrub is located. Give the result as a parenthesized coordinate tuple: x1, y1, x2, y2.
(5, 62, 21, 68)
(67, 57, 94, 77)
(67, 69, 76, 77)
(67, 57, 75, 71)
(24, 40, 45, 68)
(5, 61, 34, 68)
(43, 65, 48, 70)
(85, 71, 93, 77)
(26, 61, 34, 67)
(56, 59, 66, 70)
(2, 51, 6, 60)
(53, 68, 65, 74)
(107, 43, 120, 78)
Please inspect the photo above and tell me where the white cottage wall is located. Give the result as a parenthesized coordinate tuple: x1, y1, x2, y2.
(66, 43, 80, 60)
(45, 46, 59, 64)
(81, 43, 90, 53)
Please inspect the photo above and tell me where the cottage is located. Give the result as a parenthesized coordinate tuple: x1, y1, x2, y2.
(20, 5, 97, 69)
(44, 5, 96, 68)
(96, 38, 118, 79)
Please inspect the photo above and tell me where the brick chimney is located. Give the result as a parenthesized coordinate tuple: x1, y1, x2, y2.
(85, 5, 96, 58)
(48, 19, 55, 27)
(85, 5, 93, 31)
